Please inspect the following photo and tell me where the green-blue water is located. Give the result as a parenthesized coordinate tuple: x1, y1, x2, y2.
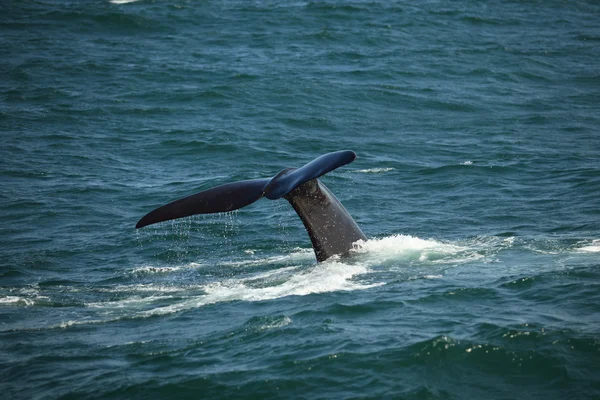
(2, 0, 600, 398)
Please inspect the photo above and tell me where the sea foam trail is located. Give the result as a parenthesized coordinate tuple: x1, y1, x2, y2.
(5, 235, 516, 330)
(141, 260, 378, 317)
(3, 233, 555, 331)
(27, 263, 360, 328)
(88, 235, 475, 318)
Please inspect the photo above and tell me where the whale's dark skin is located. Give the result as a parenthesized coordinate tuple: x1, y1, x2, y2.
(136, 150, 366, 262)
(284, 179, 366, 261)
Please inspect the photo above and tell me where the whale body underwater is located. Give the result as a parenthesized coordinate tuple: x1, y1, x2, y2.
(136, 150, 367, 262)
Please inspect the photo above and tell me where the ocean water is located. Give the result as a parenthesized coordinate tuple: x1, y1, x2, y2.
(2, 0, 600, 398)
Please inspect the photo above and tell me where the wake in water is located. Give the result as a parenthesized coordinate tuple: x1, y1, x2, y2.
(118, 234, 488, 319)
(2, 234, 598, 332)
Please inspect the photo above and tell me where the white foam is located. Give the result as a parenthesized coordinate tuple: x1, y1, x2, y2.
(129, 262, 204, 276)
(351, 234, 474, 264)
(86, 295, 175, 309)
(130, 266, 182, 275)
(577, 240, 600, 253)
(109, 0, 140, 4)
(462, 161, 473, 165)
(94, 284, 189, 294)
(0, 296, 34, 306)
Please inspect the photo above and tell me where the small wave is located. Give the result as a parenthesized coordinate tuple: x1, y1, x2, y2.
(128, 262, 204, 276)
(260, 316, 292, 330)
(93, 284, 192, 294)
(58, 318, 110, 329)
(354, 167, 395, 174)
(129, 266, 183, 275)
(522, 238, 600, 255)
(243, 315, 292, 332)
(109, 0, 141, 4)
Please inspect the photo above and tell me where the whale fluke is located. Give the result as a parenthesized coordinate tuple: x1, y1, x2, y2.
(135, 179, 271, 229)
(136, 150, 366, 261)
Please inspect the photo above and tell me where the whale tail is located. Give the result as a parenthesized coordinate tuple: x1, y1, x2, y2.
(136, 150, 366, 261)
